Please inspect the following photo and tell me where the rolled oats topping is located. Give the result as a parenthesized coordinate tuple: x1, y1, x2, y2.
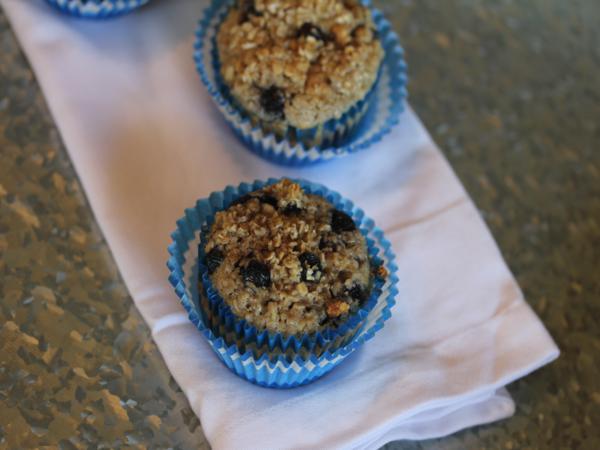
(204, 180, 371, 335)
(217, 0, 384, 130)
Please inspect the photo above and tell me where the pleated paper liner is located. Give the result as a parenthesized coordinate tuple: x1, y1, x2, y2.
(45, 0, 151, 18)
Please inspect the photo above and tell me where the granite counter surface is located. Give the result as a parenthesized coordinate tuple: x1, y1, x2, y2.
(1, 0, 599, 449)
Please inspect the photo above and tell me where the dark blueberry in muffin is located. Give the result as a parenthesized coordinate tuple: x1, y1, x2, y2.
(348, 284, 368, 302)
(238, 0, 262, 23)
(260, 86, 286, 120)
(259, 194, 278, 208)
(297, 23, 330, 41)
(241, 260, 271, 288)
(298, 252, 323, 283)
(231, 194, 278, 208)
(331, 209, 356, 233)
(283, 203, 302, 215)
(205, 247, 225, 275)
(319, 237, 336, 251)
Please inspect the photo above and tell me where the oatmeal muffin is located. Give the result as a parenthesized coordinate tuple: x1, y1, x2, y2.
(216, 0, 384, 136)
(203, 179, 372, 336)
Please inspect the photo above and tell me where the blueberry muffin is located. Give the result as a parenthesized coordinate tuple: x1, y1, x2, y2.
(216, 0, 384, 137)
(203, 179, 372, 335)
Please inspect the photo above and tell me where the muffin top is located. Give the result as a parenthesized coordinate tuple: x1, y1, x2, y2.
(204, 180, 371, 335)
(216, 0, 384, 131)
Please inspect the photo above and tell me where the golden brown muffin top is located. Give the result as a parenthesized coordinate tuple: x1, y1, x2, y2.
(217, 0, 384, 130)
(204, 180, 372, 335)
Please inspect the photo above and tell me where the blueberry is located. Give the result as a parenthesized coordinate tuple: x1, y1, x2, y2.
(331, 209, 356, 233)
(230, 193, 278, 208)
(348, 284, 368, 302)
(298, 252, 322, 283)
(259, 194, 278, 208)
(297, 23, 329, 41)
(241, 260, 271, 288)
(238, 0, 262, 23)
(319, 237, 336, 251)
(283, 203, 302, 215)
(260, 86, 286, 120)
(205, 247, 224, 275)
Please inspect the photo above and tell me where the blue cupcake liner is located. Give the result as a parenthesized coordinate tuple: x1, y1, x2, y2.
(167, 178, 399, 388)
(193, 0, 408, 167)
(200, 269, 385, 358)
(194, 268, 322, 363)
(45, 0, 150, 18)
(195, 185, 387, 356)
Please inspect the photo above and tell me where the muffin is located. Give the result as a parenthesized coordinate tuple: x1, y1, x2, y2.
(203, 179, 372, 336)
(168, 178, 398, 387)
(216, 0, 384, 146)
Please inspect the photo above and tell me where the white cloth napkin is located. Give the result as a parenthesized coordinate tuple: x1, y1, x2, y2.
(1, 1, 559, 449)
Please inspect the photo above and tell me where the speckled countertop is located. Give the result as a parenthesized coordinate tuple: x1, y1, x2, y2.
(0, 0, 598, 449)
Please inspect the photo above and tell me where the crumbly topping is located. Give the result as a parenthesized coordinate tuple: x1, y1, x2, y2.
(217, 0, 384, 130)
(204, 179, 371, 335)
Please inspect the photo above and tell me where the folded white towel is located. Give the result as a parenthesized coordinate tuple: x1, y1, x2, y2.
(1, 1, 559, 449)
